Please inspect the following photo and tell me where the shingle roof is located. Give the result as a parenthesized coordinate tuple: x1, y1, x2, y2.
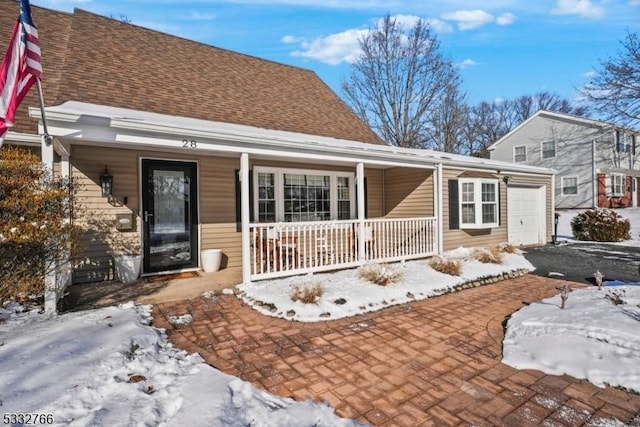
(0, 0, 383, 145)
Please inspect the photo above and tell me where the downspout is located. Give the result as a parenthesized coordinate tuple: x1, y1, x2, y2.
(240, 153, 251, 285)
(437, 163, 444, 255)
(592, 138, 597, 208)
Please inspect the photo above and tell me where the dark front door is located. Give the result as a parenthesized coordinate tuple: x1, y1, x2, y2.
(142, 159, 198, 273)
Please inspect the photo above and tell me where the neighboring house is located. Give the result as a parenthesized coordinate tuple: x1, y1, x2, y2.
(488, 110, 640, 210)
(1, 2, 554, 301)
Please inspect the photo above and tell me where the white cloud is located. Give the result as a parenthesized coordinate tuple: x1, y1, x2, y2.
(496, 12, 516, 25)
(289, 28, 368, 65)
(630, 0, 640, 6)
(551, 0, 605, 19)
(426, 18, 454, 33)
(382, 14, 421, 29)
(456, 58, 478, 69)
(441, 9, 496, 30)
(582, 70, 596, 78)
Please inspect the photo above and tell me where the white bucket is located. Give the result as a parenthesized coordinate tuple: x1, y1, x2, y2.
(114, 255, 141, 284)
(201, 249, 222, 273)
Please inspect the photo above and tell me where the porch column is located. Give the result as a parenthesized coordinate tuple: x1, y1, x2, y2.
(240, 153, 251, 284)
(356, 162, 365, 261)
(436, 163, 443, 254)
(41, 134, 56, 314)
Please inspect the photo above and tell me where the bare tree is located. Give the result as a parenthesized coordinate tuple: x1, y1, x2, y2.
(512, 91, 587, 123)
(342, 14, 460, 149)
(428, 84, 468, 153)
(582, 31, 640, 127)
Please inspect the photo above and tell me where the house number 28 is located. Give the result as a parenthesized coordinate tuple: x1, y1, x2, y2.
(182, 139, 197, 148)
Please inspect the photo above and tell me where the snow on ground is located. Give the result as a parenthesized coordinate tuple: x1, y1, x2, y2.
(555, 207, 640, 246)
(2, 212, 638, 425)
(0, 303, 363, 427)
(238, 247, 533, 322)
(504, 208, 640, 395)
(503, 285, 640, 393)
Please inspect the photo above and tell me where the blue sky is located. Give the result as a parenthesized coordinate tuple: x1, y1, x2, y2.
(26, 0, 640, 105)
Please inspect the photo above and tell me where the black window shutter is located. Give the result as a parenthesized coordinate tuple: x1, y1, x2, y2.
(448, 179, 459, 230)
(235, 169, 253, 232)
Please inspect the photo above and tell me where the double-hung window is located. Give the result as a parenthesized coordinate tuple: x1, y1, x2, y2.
(458, 178, 499, 229)
(514, 146, 527, 162)
(611, 174, 625, 196)
(561, 176, 578, 195)
(254, 167, 355, 222)
(541, 141, 556, 159)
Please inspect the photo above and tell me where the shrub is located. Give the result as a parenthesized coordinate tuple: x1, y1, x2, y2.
(428, 256, 461, 276)
(571, 209, 630, 242)
(473, 247, 503, 264)
(498, 243, 518, 254)
(358, 263, 403, 286)
(604, 289, 626, 305)
(0, 147, 81, 301)
(290, 283, 324, 304)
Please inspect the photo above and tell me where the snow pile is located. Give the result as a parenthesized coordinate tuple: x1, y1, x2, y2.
(503, 285, 640, 393)
(0, 303, 363, 426)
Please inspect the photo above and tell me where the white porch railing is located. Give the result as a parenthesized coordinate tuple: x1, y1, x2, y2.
(250, 217, 437, 280)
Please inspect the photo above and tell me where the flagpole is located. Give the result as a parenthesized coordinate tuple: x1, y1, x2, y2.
(35, 78, 51, 146)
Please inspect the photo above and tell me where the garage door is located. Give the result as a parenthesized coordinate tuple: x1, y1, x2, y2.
(507, 186, 545, 246)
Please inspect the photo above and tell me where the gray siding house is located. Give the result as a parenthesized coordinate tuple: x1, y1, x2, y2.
(488, 110, 640, 209)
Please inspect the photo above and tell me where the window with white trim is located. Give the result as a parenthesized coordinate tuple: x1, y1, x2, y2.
(254, 167, 355, 222)
(561, 176, 578, 195)
(514, 145, 526, 162)
(458, 178, 499, 228)
(611, 173, 625, 196)
(541, 141, 556, 159)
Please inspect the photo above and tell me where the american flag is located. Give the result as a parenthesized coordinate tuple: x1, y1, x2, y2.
(0, 0, 43, 148)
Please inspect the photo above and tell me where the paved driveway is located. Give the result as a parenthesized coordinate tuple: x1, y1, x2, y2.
(153, 276, 640, 426)
(524, 242, 640, 285)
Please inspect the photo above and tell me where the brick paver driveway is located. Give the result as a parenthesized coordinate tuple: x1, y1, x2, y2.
(153, 275, 640, 426)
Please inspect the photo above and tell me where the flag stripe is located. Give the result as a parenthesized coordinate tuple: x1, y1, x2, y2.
(0, 0, 42, 143)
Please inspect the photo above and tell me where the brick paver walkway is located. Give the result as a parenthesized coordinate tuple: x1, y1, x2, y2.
(153, 275, 640, 426)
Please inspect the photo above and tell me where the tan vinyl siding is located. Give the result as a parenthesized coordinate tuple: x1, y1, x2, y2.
(442, 168, 507, 250)
(70, 150, 398, 283)
(365, 169, 384, 218)
(71, 146, 242, 283)
(384, 168, 434, 218)
(200, 156, 242, 270)
(442, 167, 553, 250)
(72, 146, 142, 283)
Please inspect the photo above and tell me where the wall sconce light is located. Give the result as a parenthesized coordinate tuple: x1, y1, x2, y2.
(100, 165, 113, 200)
(503, 175, 512, 185)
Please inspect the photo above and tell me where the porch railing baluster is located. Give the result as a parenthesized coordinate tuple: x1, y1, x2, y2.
(249, 216, 437, 281)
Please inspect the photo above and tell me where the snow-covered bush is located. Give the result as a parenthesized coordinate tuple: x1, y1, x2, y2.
(428, 256, 461, 276)
(473, 246, 503, 264)
(0, 147, 80, 301)
(358, 263, 403, 286)
(290, 283, 324, 304)
(570, 209, 630, 242)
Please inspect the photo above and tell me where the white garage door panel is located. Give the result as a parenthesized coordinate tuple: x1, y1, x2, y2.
(508, 186, 544, 246)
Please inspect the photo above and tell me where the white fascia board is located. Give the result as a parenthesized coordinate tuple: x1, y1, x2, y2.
(3, 131, 41, 145)
(36, 102, 434, 170)
(35, 101, 555, 175)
